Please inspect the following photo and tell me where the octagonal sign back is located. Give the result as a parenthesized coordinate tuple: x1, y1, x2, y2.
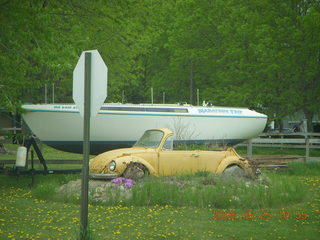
(73, 50, 108, 117)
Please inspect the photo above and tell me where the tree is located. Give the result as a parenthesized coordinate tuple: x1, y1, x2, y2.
(1, 0, 319, 132)
(0, 0, 149, 108)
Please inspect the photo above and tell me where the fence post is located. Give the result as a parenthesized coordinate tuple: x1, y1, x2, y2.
(305, 136, 310, 162)
(247, 139, 253, 158)
(303, 120, 309, 162)
(302, 119, 308, 132)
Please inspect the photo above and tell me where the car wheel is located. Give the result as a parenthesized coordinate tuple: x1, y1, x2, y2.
(123, 162, 148, 180)
(223, 165, 245, 177)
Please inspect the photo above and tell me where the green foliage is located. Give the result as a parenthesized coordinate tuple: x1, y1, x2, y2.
(1, 0, 319, 125)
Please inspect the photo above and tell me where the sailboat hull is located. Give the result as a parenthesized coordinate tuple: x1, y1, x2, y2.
(22, 104, 267, 154)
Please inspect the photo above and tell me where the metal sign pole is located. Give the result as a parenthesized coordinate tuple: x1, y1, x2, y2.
(73, 49, 107, 237)
(45, 84, 47, 104)
(80, 52, 91, 238)
(52, 83, 55, 104)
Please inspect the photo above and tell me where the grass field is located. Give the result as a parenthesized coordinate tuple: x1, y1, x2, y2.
(235, 146, 320, 157)
(0, 144, 319, 239)
(0, 143, 84, 160)
(0, 163, 319, 239)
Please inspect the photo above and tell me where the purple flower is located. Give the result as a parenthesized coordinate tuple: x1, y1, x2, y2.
(111, 177, 125, 183)
(126, 179, 134, 185)
(124, 182, 133, 188)
(111, 177, 134, 188)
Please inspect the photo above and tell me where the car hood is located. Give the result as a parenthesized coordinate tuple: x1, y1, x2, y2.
(89, 147, 152, 173)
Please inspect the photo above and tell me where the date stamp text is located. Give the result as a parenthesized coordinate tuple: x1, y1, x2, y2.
(211, 210, 308, 220)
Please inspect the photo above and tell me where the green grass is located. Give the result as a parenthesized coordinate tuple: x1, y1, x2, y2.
(109, 173, 307, 209)
(0, 174, 319, 239)
(31, 175, 79, 200)
(1, 142, 89, 160)
(1, 143, 319, 162)
(282, 162, 320, 176)
(0, 143, 84, 160)
(0, 143, 84, 171)
(21, 167, 313, 210)
(173, 143, 320, 157)
(0, 144, 320, 239)
(235, 146, 320, 157)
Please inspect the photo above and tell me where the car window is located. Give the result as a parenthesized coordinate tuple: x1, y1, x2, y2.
(134, 130, 164, 148)
(163, 136, 173, 151)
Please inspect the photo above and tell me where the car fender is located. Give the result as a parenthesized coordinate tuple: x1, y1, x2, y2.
(113, 156, 158, 176)
(215, 156, 245, 174)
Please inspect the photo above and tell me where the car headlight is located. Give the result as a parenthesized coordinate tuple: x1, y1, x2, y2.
(109, 160, 116, 171)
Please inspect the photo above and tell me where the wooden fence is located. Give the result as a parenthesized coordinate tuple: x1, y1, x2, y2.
(236, 132, 320, 162)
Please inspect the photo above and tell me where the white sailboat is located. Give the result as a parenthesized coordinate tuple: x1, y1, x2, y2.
(22, 103, 267, 154)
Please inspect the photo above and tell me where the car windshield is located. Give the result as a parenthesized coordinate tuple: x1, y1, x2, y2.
(134, 130, 164, 148)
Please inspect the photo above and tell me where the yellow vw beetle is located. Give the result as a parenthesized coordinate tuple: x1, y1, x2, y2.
(89, 128, 255, 179)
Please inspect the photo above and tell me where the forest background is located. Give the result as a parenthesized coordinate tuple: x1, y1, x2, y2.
(0, 0, 319, 130)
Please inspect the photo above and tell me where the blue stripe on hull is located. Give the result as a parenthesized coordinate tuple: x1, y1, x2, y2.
(44, 139, 245, 155)
(25, 109, 267, 119)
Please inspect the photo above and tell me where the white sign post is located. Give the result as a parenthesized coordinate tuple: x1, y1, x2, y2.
(72, 50, 107, 238)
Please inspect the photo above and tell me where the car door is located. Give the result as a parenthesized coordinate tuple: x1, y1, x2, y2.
(158, 150, 200, 175)
(197, 150, 226, 173)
